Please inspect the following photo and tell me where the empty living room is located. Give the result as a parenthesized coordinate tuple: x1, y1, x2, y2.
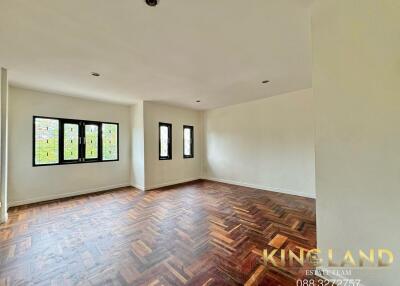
(0, 1, 399, 285)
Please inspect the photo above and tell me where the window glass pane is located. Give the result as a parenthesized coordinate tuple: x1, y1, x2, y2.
(102, 123, 118, 160)
(160, 125, 169, 157)
(64, 123, 79, 160)
(184, 127, 192, 156)
(35, 118, 59, 165)
(85, 124, 98, 159)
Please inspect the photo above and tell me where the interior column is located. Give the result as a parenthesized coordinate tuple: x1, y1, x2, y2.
(0, 67, 9, 223)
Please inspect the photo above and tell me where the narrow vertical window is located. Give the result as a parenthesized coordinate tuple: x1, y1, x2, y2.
(63, 123, 80, 161)
(34, 117, 60, 165)
(85, 124, 99, 160)
(183, 125, 194, 158)
(102, 123, 118, 161)
(159, 122, 172, 160)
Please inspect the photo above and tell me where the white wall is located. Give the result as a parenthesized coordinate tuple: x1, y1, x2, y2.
(313, 1, 400, 284)
(143, 102, 202, 189)
(130, 101, 145, 189)
(203, 89, 315, 198)
(8, 87, 131, 206)
(0, 68, 9, 222)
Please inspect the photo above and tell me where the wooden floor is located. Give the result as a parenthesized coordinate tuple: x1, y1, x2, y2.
(0, 180, 318, 286)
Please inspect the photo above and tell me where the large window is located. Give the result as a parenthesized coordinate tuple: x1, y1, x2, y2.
(33, 116, 119, 166)
(159, 122, 172, 160)
(183, 125, 194, 158)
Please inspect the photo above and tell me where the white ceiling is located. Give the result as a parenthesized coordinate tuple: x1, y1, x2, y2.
(0, 0, 312, 110)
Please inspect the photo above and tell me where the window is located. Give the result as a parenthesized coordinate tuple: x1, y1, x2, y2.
(85, 124, 99, 160)
(63, 122, 79, 161)
(159, 122, 172, 160)
(183, 125, 194, 158)
(34, 117, 59, 165)
(102, 123, 119, 161)
(33, 116, 119, 166)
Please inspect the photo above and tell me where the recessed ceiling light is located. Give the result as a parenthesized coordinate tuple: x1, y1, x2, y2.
(145, 0, 158, 6)
(196, 100, 201, 103)
(262, 80, 270, 84)
(91, 72, 100, 77)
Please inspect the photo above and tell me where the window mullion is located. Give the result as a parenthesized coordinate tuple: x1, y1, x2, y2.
(79, 121, 84, 162)
(59, 119, 64, 163)
(99, 123, 103, 162)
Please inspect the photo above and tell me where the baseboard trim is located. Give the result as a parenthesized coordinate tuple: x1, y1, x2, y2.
(144, 177, 201, 191)
(8, 183, 131, 207)
(9, 178, 314, 207)
(203, 177, 316, 199)
(0, 212, 8, 224)
(131, 184, 145, 191)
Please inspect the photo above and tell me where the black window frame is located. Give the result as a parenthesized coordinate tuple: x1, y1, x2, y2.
(83, 122, 102, 162)
(101, 122, 120, 162)
(159, 122, 172, 160)
(33, 116, 119, 167)
(60, 119, 82, 164)
(183, 125, 194, 159)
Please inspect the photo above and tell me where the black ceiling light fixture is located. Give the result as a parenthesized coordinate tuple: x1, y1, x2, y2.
(262, 80, 270, 84)
(145, 0, 158, 7)
(196, 100, 201, 103)
(91, 72, 100, 77)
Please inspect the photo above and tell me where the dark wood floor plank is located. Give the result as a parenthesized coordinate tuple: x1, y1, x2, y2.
(0, 180, 320, 285)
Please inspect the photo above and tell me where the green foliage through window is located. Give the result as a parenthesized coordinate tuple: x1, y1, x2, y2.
(85, 125, 98, 159)
(159, 123, 172, 160)
(102, 124, 118, 161)
(34, 118, 59, 165)
(64, 123, 79, 160)
(33, 117, 118, 166)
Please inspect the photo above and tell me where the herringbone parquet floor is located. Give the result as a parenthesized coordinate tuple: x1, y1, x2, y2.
(0, 180, 319, 286)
